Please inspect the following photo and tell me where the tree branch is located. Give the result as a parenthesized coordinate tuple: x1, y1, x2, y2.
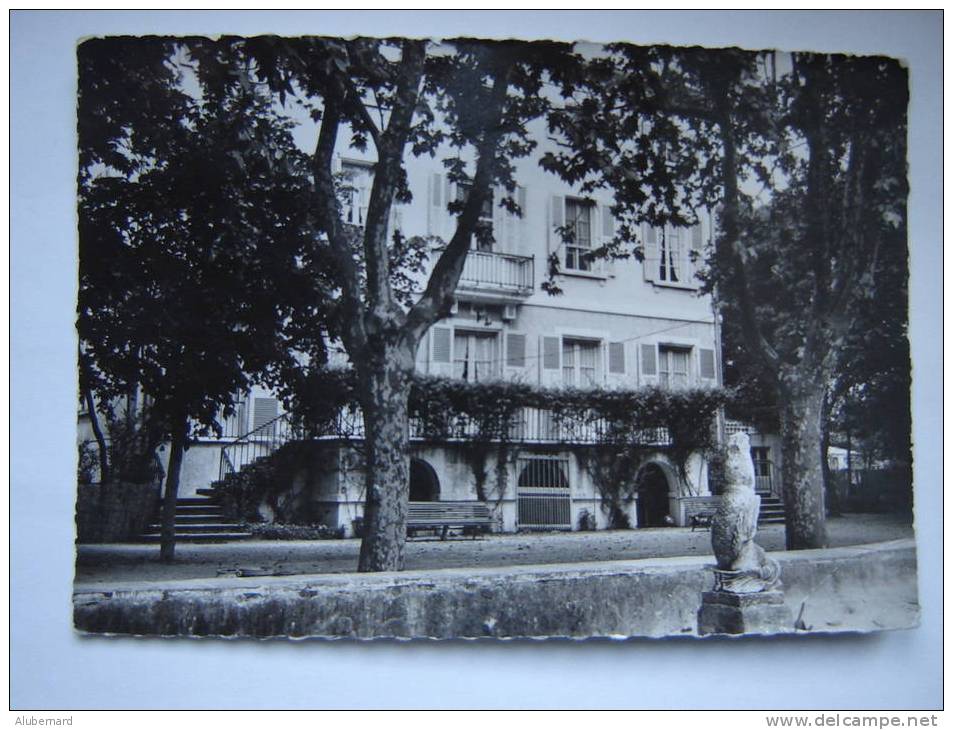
(405, 68, 512, 344)
(361, 40, 427, 320)
(310, 104, 367, 353)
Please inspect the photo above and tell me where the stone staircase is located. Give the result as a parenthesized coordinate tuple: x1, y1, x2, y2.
(141, 496, 253, 543)
(757, 493, 786, 524)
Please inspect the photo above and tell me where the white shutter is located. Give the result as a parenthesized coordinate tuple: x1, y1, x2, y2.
(643, 224, 659, 282)
(505, 185, 526, 254)
(589, 205, 605, 275)
(601, 204, 615, 275)
(699, 347, 717, 385)
(639, 343, 658, 386)
(388, 205, 402, 239)
(431, 326, 453, 377)
(491, 185, 505, 252)
(539, 335, 562, 387)
(415, 330, 430, 374)
(505, 332, 527, 380)
(690, 223, 704, 282)
(606, 341, 627, 389)
(548, 195, 565, 259)
(428, 173, 446, 241)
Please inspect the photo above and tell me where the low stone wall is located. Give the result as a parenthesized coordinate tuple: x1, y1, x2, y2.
(75, 480, 161, 544)
(73, 539, 917, 638)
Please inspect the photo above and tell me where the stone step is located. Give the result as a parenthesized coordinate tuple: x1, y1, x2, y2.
(196, 488, 217, 498)
(161, 513, 226, 524)
(140, 532, 253, 543)
(145, 522, 245, 534)
(170, 508, 224, 517)
(174, 497, 216, 506)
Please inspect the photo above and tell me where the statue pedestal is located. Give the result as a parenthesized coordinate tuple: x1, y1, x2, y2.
(697, 590, 793, 636)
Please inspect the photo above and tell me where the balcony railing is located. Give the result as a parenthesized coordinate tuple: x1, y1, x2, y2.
(456, 250, 534, 296)
(219, 402, 676, 480)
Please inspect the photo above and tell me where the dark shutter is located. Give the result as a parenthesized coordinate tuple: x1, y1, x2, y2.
(700, 348, 716, 380)
(432, 327, 452, 363)
(542, 336, 560, 370)
(507, 333, 527, 368)
(640, 344, 657, 376)
(609, 342, 626, 374)
(252, 397, 278, 430)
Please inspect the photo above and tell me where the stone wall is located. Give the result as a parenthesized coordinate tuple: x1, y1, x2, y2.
(73, 539, 917, 638)
(75, 480, 161, 544)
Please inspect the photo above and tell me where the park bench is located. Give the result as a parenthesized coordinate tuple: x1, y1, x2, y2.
(690, 509, 718, 531)
(407, 501, 497, 540)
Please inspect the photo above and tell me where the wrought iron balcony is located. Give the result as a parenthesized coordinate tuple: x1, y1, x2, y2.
(455, 250, 534, 297)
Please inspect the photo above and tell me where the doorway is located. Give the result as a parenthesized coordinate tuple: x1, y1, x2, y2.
(409, 458, 440, 502)
(636, 462, 672, 527)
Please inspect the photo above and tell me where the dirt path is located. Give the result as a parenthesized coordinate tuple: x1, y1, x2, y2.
(74, 512, 914, 587)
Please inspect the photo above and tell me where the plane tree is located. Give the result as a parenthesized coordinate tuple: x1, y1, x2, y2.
(77, 37, 334, 561)
(219, 36, 704, 571)
(545, 45, 908, 549)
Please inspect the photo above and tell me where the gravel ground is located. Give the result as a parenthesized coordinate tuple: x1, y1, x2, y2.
(74, 512, 914, 587)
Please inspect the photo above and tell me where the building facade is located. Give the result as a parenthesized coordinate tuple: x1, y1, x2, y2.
(205, 140, 726, 535)
(81, 135, 727, 535)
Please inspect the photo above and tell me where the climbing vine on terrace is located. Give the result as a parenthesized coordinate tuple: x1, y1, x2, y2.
(288, 369, 729, 471)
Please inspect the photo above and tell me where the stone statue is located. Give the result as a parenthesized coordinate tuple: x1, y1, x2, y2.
(710, 432, 780, 594)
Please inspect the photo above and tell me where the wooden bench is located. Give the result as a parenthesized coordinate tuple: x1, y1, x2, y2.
(690, 509, 717, 531)
(407, 501, 497, 540)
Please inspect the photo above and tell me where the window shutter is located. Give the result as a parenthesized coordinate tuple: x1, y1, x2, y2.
(428, 173, 444, 239)
(252, 397, 279, 430)
(692, 223, 704, 251)
(643, 224, 659, 282)
(640, 344, 657, 376)
(548, 195, 564, 256)
(539, 335, 561, 387)
(542, 336, 560, 370)
(506, 333, 526, 368)
(415, 330, 430, 373)
(505, 186, 526, 253)
(432, 326, 452, 363)
(699, 348, 716, 380)
(601, 205, 614, 240)
(609, 342, 626, 374)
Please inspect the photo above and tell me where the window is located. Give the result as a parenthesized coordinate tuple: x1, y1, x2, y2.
(456, 181, 494, 251)
(658, 228, 683, 282)
(453, 330, 499, 382)
(341, 161, 373, 226)
(658, 346, 690, 389)
(563, 198, 593, 271)
(751, 447, 771, 475)
(562, 338, 600, 387)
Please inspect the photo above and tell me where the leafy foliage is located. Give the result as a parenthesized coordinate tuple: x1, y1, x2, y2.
(248, 522, 345, 541)
(78, 37, 336, 442)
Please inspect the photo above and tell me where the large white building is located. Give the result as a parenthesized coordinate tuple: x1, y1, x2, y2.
(80, 125, 731, 536)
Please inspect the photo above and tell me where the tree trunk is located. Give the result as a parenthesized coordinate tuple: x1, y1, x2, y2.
(159, 418, 188, 563)
(820, 393, 841, 517)
(779, 383, 829, 550)
(82, 385, 110, 485)
(357, 355, 414, 572)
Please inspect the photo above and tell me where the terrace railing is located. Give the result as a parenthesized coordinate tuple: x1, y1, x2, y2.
(456, 250, 534, 296)
(219, 403, 674, 481)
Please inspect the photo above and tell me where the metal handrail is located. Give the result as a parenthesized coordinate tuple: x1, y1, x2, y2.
(218, 410, 297, 481)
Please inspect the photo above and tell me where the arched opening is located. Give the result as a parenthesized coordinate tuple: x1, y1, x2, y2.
(636, 462, 672, 527)
(409, 458, 440, 502)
